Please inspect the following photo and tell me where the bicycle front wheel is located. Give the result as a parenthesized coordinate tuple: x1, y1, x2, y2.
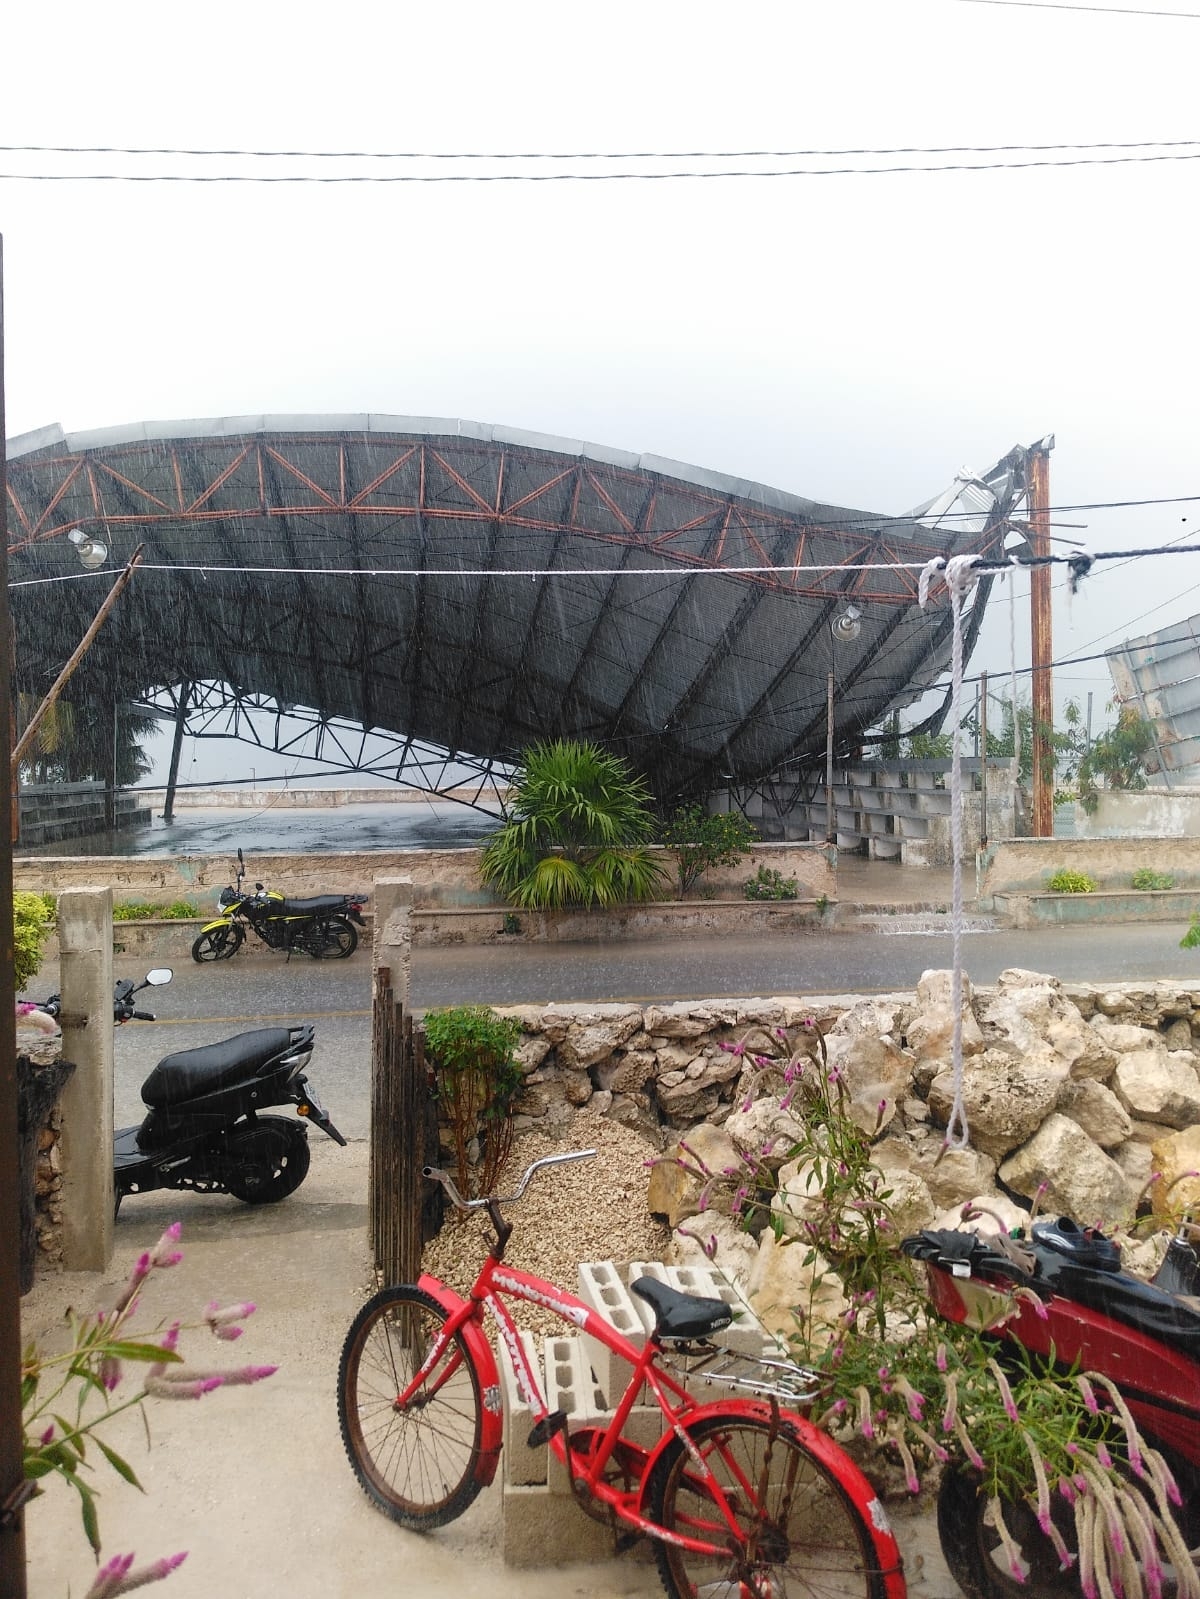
(337, 1284, 485, 1529)
(648, 1412, 887, 1599)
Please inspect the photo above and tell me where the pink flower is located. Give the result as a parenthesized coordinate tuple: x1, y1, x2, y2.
(149, 1222, 184, 1267)
(100, 1355, 122, 1392)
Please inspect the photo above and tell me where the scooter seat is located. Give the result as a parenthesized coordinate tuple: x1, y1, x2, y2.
(141, 1028, 296, 1108)
(275, 894, 355, 915)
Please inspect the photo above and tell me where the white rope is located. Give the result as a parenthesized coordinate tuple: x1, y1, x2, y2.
(1009, 572, 1021, 781)
(919, 553, 983, 1150)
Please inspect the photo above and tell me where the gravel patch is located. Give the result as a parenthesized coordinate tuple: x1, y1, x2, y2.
(422, 1111, 671, 1332)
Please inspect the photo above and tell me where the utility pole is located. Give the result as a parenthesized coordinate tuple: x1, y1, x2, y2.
(1029, 438, 1055, 838)
(0, 236, 29, 1599)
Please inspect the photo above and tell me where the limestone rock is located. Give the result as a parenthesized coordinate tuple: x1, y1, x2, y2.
(723, 1097, 807, 1166)
(643, 1004, 716, 1039)
(823, 1031, 914, 1135)
(562, 1070, 594, 1106)
(596, 1050, 657, 1094)
(928, 1048, 1067, 1159)
(979, 971, 1115, 1081)
(1090, 1019, 1165, 1054)
(516, 1036, 552, 1074)
(667, 1214, 759, 1284)
(906, 969, 984, 1068)
(871, 1133, 998, 1212)
(1113, 1050, 1200, 1129)
(931, 1192, 1029, 1235)
(1163, 1018, 1194, 1052)
(1148, 1125, 1200, 1221)
(556, 1008, 644, 1071)
(999, 1114, 1131, 1225)
(747, 1232, 849, 1347)
(1055, 1078, 1133, 1149)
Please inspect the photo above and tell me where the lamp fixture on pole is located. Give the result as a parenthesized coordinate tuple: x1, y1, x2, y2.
(67, 527, 109, 570)
(832, 603, 863, 643)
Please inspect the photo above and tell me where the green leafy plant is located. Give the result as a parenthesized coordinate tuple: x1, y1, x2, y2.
(24, 1221, 274, 1595)
(14, 891, 56, 991)
(160, 901, 198, 920)
(659, 803, 758, 898)
(423, 1005, 523, 1200)
(112, 902, 157, 922)
(500, 912, 522, 935)
(1132, 869, 1174, 892)
(1077, 706, 1156, 815)
(743, 865, 799, 901)
(1181, 912, 1200, 950)
(1045, 869, 1097, 894)
(478, 738, 667, 909)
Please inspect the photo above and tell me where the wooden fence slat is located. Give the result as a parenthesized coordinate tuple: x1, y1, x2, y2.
(369, 970, 434, 1286)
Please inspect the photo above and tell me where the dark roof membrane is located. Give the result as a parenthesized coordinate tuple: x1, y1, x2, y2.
(5, 417, 1035, 799)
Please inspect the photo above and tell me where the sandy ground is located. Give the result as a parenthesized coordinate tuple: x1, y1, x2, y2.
(20, 1139, 961, 1599)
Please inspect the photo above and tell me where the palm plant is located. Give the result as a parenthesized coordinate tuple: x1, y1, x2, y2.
(479, 739, 668, 909)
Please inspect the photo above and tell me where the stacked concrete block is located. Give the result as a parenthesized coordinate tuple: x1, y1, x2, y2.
(542, 1334, 609, 1494)
(497, 1329, 546, 1486)
(576, 1259, 647, 1407)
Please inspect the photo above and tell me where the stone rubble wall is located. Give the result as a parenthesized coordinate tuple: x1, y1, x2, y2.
(493, 973, 1200, 1306)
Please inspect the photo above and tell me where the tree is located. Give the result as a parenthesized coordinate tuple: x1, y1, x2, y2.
(15, 695, 156, 787)
(660, 804, 758, 899)
(479, 739, 668, 909)
(1077, 705, 1156, 813)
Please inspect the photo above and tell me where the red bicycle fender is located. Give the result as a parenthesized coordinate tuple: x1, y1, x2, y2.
(639, 1400, 906, 1598)
(416, 1274, 504, 1486)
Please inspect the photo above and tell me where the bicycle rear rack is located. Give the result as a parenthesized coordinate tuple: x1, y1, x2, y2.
(659, 1344, 823, 1406)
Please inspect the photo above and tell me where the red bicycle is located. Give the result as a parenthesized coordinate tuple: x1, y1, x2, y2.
(337, 1150, 906, 1599)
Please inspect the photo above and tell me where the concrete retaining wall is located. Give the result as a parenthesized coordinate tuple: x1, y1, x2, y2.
(1074, 788, 1200, 839)
(15, 841, 835, 915)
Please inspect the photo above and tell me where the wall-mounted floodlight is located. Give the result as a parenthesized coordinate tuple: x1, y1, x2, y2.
(831, 604, 863, 643)
(67, 528, 109, 570)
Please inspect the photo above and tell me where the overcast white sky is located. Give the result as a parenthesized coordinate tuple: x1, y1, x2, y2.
(3, 0, 1198, 784)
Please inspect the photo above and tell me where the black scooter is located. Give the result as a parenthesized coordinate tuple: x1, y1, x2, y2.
(43, 968, 347, 1214)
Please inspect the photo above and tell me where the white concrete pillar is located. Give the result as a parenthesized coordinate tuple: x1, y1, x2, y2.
(372, 876, 413, 1008)
(57, 887, 114, 1270)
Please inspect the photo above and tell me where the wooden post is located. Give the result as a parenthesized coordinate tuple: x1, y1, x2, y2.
(162, 681, 191, 824)
(0, 232, 29, 1599)
(1029, 441, 1055, 838)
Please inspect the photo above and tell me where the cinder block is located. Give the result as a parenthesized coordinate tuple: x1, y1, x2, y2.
(501, 1482, 615, 1567)
(543, 1335, 608, 1495)
(664, 1263, 767, 1357)
(497, 1330, 546, 1486)
(576, 1260, 647, 1407)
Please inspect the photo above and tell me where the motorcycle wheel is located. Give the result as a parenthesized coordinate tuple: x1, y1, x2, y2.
(307, 916, 358, 959)
(220, 1117, 311, 1205)
(191, 924, 244, 963)
(937, 1465, 1082, 1599)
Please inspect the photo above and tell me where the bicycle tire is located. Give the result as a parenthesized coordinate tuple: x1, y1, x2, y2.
(648, 1411, 886, 1599)
(190, 924, 244, 963)
(337, 1284, 485, 1529)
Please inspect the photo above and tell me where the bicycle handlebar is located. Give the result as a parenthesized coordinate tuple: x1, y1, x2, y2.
(423, 1149, 597, 1211)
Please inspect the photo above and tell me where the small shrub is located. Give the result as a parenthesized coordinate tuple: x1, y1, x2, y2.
(500, 912, 522, 935)
(161, 900, 199, 919)
(1045, 869, 1097, 894)
(660, 803, 758, 898)
(423, 1005, 523, 1200)
(1132, 868, 1174, 892)
(1181, 912, 1200, 950)
(113, 901, 157, 921)
(743, 865, 799, 901)
(14, 891, 55, 990)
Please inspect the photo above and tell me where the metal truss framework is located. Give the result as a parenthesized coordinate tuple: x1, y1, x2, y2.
(6, 420, 1035, 801)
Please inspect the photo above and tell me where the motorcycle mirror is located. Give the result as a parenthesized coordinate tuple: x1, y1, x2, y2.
(145, 968, 173, 986)
(238, 848, 244, 864)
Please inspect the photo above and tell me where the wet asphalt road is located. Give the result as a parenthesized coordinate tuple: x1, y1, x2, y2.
(25, 918, 1200, 1145)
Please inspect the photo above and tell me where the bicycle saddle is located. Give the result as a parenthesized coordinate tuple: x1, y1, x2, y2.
(630, 1276, 734, 1341)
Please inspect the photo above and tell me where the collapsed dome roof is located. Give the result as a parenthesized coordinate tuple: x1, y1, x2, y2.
(5, 415, 1036, 798)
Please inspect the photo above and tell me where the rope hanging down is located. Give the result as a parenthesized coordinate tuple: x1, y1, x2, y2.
(918, 554, 985, 1151)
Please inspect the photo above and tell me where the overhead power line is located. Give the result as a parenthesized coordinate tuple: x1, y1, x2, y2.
(3, 149, 1200, 183)
(953, 0, 1200, 17)
(1, 138, 1197, 161)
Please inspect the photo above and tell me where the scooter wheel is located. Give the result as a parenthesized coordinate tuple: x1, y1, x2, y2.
(220, 1118, 310, 1204)
(937, 1465, 1081, 1598)
(191, 924, 244, 963)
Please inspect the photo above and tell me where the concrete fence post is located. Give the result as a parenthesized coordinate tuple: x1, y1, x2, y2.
(57, 887, 114, 1271)
(372, 876, 413, 1009)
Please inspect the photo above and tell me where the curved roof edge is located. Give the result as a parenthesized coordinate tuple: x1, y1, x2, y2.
(7, 412, 1013, 528)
